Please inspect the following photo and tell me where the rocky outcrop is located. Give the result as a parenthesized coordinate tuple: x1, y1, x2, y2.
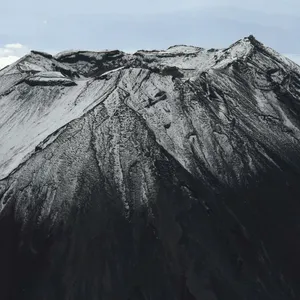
(0, 36, 300, 299)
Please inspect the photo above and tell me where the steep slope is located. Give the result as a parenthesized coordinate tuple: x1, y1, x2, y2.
(1, 36, 300, 299)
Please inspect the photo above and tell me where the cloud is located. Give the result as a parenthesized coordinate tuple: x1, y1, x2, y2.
(5, 43, 24, 49)
(0, 56, 20, 69)
(0, 43, 29, 69)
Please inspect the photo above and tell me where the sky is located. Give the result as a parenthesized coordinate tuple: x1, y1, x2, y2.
(1, 0, 300, 68)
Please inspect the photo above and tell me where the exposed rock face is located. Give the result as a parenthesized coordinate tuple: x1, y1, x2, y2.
(1, 36, 300, 299)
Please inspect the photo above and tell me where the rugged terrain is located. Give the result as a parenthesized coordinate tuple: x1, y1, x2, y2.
(1, 35, 300, 299)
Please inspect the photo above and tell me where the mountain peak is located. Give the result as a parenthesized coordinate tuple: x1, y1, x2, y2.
(243, 34, 265, 48)
(247, 34, 257, 40)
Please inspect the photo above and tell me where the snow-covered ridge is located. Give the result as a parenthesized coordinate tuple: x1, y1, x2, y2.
(131, 36, 260, 73)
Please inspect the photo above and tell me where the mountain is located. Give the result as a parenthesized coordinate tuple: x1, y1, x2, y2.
(1, 35, 300, 299)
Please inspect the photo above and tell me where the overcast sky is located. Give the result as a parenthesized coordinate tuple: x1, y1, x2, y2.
(1, 0, 300, 68)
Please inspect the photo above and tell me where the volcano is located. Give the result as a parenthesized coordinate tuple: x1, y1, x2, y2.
(0, 36, 300, 299)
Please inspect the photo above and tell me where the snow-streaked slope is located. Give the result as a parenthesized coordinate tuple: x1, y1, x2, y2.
(0, 54, 121, 179)
(1, 34, 300, 184)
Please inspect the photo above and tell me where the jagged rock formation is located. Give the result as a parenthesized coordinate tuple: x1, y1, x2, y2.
(1, 35, 300, 299)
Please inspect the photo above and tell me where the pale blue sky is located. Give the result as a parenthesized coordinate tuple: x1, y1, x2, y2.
(1, 0, 300, 68)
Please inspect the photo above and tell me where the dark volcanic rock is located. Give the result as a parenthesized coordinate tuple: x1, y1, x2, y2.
(0, 36, 300, 299)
